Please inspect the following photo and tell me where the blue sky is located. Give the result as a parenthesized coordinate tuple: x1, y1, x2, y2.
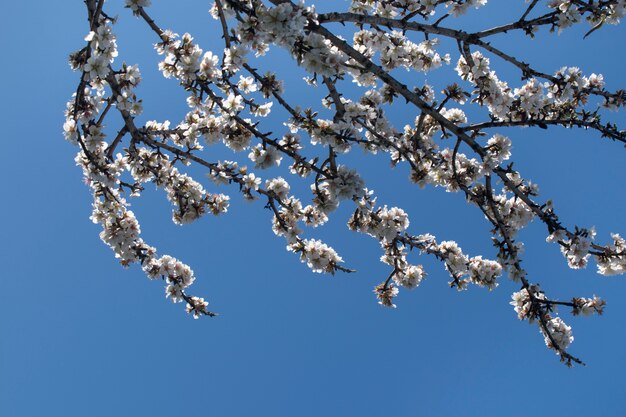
(1, 1, 625, 416)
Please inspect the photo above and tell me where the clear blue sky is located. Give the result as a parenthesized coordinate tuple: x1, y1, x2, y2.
(1, 1, 625, 416)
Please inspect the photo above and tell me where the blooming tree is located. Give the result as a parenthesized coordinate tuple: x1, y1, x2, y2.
(65, 0, 625, 366)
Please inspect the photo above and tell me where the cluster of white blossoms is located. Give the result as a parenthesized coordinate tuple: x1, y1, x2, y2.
(511, 286, 543, 321)
(65, 14, 218, 318)
(546, 229, 626, 276)
(66, 0, 625, 364)
(349, 0, 487, 18)
(456, 51, 616, 121)
(468, 256, 502, 290)
(125, 0, 151, 13)
(129, 148, 230, 224)
(456, 52, 514, 120)
(572, 296, 606, 316)
(489, 193, 534, 235)
(294, 239, 344, 274)
(324, 166, 366, 201)
(546, 228, 593, 269)
(372, 206, 411, 242)
(548, 0, 626, 30)
(90, 196, 145, 264)
(542, 317, 574, 352)
(249, 144, 282, 169)
(349, 192, 409, 241)
(185, 296, 210, 319)
(433, 240, 504, 290)
(81, 22, 117, 81)
(220, 1, 347, 77)
(353, 30, 450, 74)
(559, 233, 593, 269)
(143, 255, 195, 301)
(347, 189, 504, 301)
(596, 234, 626, 275)
(510, 285, 605, 355)
(393, 264, 426, 289)
(482, 134, 512, 170)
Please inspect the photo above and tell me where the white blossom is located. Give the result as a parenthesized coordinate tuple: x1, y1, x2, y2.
(542, 317, 574, 352)
(125, 0, 151, 12)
